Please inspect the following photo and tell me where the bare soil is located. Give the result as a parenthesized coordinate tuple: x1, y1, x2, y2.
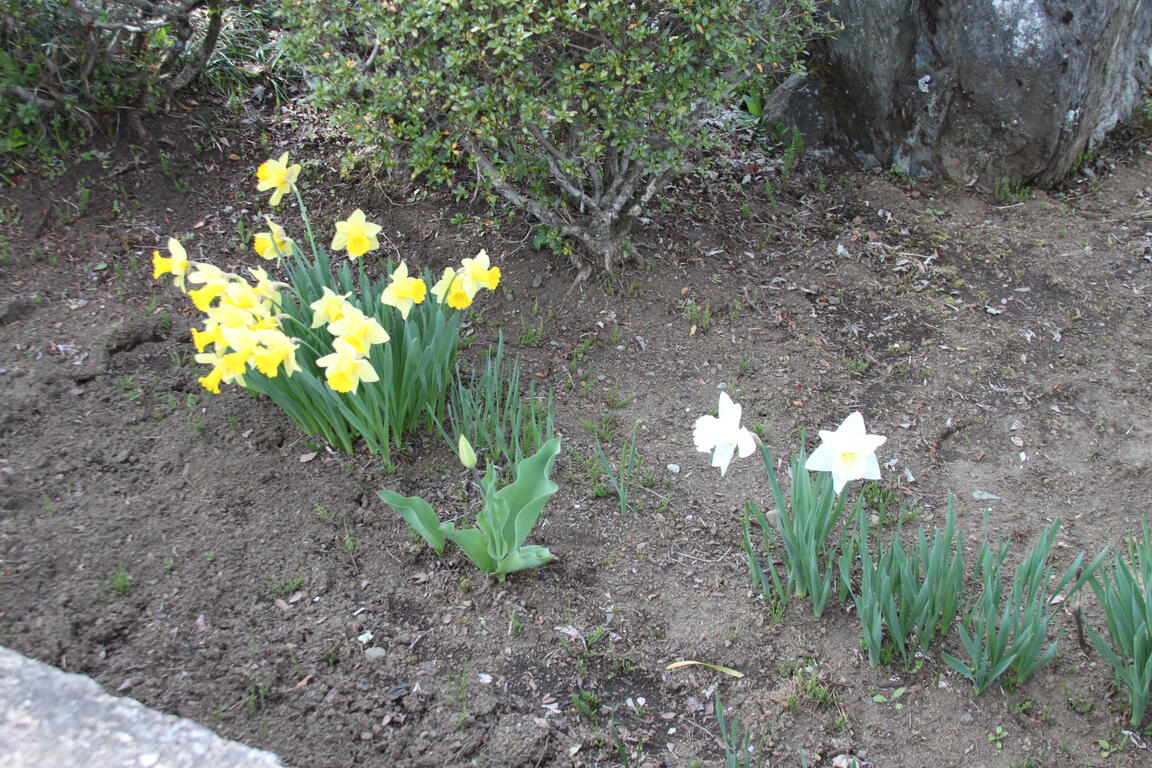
(1, 107, 1151, 768)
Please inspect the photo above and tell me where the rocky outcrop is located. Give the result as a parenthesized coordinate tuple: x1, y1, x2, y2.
(771, 0, 1152, 189)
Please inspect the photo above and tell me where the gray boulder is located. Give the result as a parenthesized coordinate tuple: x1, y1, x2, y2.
(770, 0, 1152, 189)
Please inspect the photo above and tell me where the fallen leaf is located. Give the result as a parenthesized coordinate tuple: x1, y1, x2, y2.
(666, 660, 743, 678)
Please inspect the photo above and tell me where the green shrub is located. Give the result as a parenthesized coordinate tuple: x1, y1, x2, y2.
(1, 1, 289, 170)
(280, 0, 829, 274)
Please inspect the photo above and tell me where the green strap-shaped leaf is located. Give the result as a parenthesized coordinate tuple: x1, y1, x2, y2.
(378, 490, 446, 553)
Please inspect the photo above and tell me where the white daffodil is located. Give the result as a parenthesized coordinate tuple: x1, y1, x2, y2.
(693, 391, 756, 476)
(804, 411, 886, 494)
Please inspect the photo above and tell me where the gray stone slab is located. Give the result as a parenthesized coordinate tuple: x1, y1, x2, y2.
(0, 646, 288, 768)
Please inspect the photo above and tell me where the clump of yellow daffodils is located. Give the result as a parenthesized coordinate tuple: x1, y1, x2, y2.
(152, 152, 505, 462)
(181, 265, 299, 394)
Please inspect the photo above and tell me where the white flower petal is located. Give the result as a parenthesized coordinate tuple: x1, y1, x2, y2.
(736, 427, 756, 459)
(693, 415, 721, 452)
(711, 442, 737, 476)
(804, 442, 836, 472)
(717, 391, 741, 427)
(839, 411, 867, 436)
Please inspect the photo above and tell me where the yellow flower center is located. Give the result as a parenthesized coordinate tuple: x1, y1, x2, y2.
(346, 231, 371, 256)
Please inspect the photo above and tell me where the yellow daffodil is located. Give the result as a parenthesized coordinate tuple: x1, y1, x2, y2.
(458, 249, 501, 297)
(247, 267, 288, 307)
(330, 209, 382, 259)
(194, 349, 248, 394)
(220, 325, 262, 361)
(250, 330, 301, 377)
(327, 306, 390, 356)
(152, 238, 191, 291)
(191, 319, 224, 353)
(804, 412, 887, 494)
(309, 287, 353, 328)
(379, 261, 428, 319)
(430, 267, 455, 302)
(186, 263, 231, 312)
(316, 338, 379, 394)
(221, 280, 262, 314)
(206, 302, 260, 330)
(430, 266, 473, 309)
(253, 219, 294, 260)
(256, 152, 301, 206)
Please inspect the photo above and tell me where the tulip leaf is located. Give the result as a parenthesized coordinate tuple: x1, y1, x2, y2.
(494, 437, 561, 547)
(378, 490, 446, 554)
(443, 525, 495, 573)
(665, 660, 744, 678)
(477, 493, 514, 563)
(494, 546, 556, 580)
(378, 438, 561, 580)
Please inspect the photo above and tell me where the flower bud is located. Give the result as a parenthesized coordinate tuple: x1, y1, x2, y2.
(457, 434, 477, 469)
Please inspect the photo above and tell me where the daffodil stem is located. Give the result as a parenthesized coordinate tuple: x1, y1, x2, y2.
(293, 185, 322, 263)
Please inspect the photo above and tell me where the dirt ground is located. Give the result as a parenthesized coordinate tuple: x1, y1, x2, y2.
(1, 106, 1150, 768)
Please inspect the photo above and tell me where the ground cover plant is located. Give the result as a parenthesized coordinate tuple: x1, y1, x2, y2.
(2, 96, 1152, 767)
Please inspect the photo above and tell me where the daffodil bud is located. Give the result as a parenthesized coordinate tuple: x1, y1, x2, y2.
(457, 434, 477, 469)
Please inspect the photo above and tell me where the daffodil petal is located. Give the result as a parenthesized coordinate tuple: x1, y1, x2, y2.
(711, 442, 737, 476)
(736, 427, 756, 458)
(693, 415, 721, 452)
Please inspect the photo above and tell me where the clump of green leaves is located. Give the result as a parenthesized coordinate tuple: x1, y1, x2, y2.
(944, 519, 1104, 694)
(714, 692, 763, 768)
(851, 503, 965, 667)
(379, 438, 561, 580)
(746, 442, 854, 618)
(280, 0, 830, 274)
(1087, 521, 1152, 726)
(105, 565, 133, 596)
(593, 421, 641, 516)
(440, 335, 554, 471)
